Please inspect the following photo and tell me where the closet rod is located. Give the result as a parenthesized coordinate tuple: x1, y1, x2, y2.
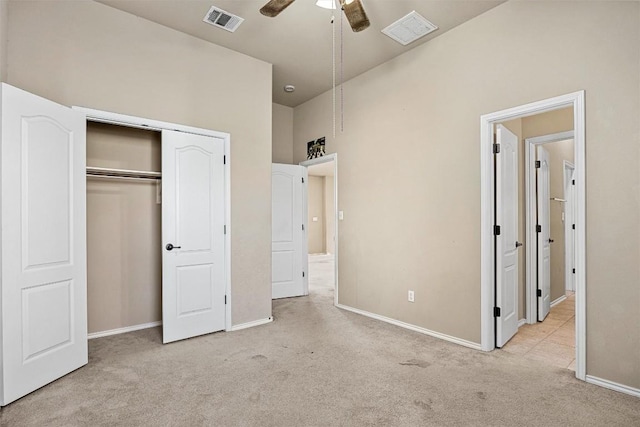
(86, 166, 161, 180)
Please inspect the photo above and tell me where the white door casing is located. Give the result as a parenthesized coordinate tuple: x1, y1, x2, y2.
(272, 164, 308, 299)
(0, 83, 87, 406)
(537, 146, 551, 321)
(495, 124, 519, 347)
(162, 130, 226, 343)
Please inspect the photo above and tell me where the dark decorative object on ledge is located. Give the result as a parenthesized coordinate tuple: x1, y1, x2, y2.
(307, 137, 326, 159)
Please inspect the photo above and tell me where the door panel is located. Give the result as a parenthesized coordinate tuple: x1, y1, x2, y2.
(162, 130, 225, 343)
(495, 124, 519, 347)
(272, 164, 307, 299)
(537, 146, 551, 321)
(1, 83, 87, 406)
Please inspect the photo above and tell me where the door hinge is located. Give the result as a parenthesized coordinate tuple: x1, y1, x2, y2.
(302, 177, 305, 183)
(224, 225, 227, 234)
(572, 179, 575, 185)
(572, 224, 575, 230)
(572, 268, 576, 274)
(493, 143, 500, 154)
(536, 225, 542, 233)
(224, 295, 227, 305)
(302, 271, 305, 278)
(493, 225, 501, 236)
(535, 160, 541, 169)
(302, 224, 305, 231)
(537, 289, 542, 297)
(493, 307, 501, 317)
(224, 155, 226, 165)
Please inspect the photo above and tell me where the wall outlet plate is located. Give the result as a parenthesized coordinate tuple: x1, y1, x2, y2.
(408, 290, 415, 303)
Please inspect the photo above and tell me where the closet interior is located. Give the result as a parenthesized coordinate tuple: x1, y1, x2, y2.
(86, 122, 163, 336)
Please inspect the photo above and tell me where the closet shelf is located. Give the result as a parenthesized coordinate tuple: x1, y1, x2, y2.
(86, 166, 161, 180)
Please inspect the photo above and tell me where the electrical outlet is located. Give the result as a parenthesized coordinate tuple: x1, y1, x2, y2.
(408, 290, 415, 303)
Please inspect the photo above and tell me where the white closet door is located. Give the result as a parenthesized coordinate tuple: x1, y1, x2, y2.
(161, 130, 226, 344)
(537, 146, 552, 321)
(0, 83, 87, 406)
(272, 164, 308, 299)
(495, 124, 519, 348)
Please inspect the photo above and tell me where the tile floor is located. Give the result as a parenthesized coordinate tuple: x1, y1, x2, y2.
(502, 292, 576, 370)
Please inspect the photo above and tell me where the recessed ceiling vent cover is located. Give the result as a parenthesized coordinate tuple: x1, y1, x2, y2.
(203, 5, 244, 33)
(381, 11, 438, 46)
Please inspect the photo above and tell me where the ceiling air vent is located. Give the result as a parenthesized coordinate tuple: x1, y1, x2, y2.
(203, 6, 244, 33)
(381, 11, 438, 46)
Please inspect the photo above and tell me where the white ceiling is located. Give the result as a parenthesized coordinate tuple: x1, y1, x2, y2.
(97, 0, 505, 107)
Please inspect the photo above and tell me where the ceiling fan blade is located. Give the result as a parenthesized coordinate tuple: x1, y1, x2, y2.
(341, 0, 370, 32)
(260, 0, 296, 17)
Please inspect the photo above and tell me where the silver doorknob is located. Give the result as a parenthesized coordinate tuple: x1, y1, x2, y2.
(515, 241, 523, 248)
(166, 243, 181, 251)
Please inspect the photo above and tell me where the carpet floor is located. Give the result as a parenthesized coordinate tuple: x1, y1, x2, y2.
(1, 257, 638, 426)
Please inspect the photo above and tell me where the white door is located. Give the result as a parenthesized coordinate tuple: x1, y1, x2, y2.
(564, 164, 576, 292)
(0, 83, 87, 405)
(272, 164, 308, 299)
(162, 130, 226, 343)
(537, 146, 551, 321)
(495, 124, 519, 347)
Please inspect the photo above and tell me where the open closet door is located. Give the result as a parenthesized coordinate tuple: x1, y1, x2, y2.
(495, 124, 519, 348)
(0, 83, 87, 406)
(272, 164, 308, 299)
(537, 145, 552, 321)
(161, 130, 226, 344)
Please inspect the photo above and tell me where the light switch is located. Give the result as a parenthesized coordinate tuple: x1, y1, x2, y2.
(312, 217, 318, 222)
(339, 211, 344, 220)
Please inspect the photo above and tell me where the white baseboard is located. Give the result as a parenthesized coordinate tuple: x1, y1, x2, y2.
(586, 375, 640, 398)
(336, 304, 482, 351)
(551, 295, 567, 308)
(518, 318, 527, 327)
(230, 317, 273, 332)
(88, 321, 162, 339)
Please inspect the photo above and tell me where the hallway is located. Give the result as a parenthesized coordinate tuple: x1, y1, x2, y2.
(502, 292, 576, 370)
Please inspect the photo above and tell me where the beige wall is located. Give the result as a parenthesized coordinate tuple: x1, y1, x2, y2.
(308, 175, 325, 254)
(273, 103, 294, 163)
(293, 1, 639, 388)
(6, 0, 273, 326)
(0, 0, 7, 81)
(86, 123, 162, 333)
(325, 176, 335, 254)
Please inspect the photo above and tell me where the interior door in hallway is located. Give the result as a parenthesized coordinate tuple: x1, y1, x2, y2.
(0, 83, 88, 405)
(537, 145, 551, 321)
(162, 130, 226, 343)
(272, 164, 308, 299)
(495, 124, 519, 347)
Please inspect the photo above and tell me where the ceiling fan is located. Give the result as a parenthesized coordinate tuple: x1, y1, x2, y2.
(260, 0, 370, 32)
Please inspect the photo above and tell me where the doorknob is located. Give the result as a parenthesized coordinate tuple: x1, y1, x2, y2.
(515, 241, 523, 248)
(549, 239, 554, 243)
(166, 243, 181, 251)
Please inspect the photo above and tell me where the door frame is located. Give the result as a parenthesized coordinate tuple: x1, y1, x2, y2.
(479, 91, 586, 381)
(524, 131, 574, 324)
(72, 106, 232, 331)
(299, 153, 339, 307)
(563, 160, 576, 293)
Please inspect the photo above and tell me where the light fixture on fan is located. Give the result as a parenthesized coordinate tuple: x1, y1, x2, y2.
(260, 0, 370, 32)
(315, 0, 336, 10)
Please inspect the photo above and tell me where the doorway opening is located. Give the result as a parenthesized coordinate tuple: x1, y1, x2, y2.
(497, 122, 577, 369)
(300, 154, 339, 306)
(480, 92, 586, 381)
